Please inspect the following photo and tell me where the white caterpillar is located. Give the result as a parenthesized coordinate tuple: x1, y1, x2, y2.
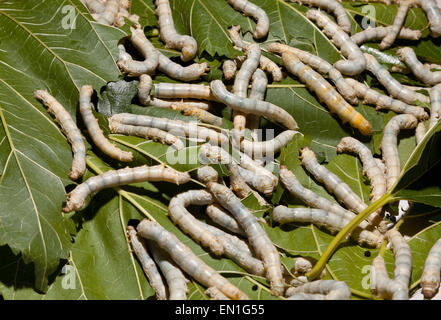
(338, 0, 390, 4)
(351, 26, 421, 46)
(415, 122, 427, 145)
(421, 238, 441, 299)
(381, 114, 418, 190)
(223, 60, 237, 80)
(371, 255, 405, 300)
(117, 26, 159, 77)
(137, 219, 250, 300)
(110, 113, 228, 145)
(247, 69, 268, 136)
(205, 287, 230, 300)
(153, 83, 214, 101)
(288, 0, 351, 33)
(344, 78, 429, 120)
(80, 85, 133, 162)
(83, 0, 106, 14)
(206, 180, 285, 296)
(63, 165, 190, 212)
(226, 0, 269, 39)
(365, 53, 430, 104)
(285, 280, 351, 300)
(235, 165, 277, 196)
(126, 226, 167, 300)
(429, 84, 441, 130)
(293, 257, 313, 276)
(34, 90, 86, 180)
(171, 104, 223, 127)
(147, 241, 189, 300)
(241, 130, 297, 159)
(267, 43, 358, 105)
(388, 228, 412, 295)
(155, 0, 198, 62)
(205, 204, 246, 236)
(109, 121, 185, 150)
(306, 9, 366, 76)
(397, 47, 441, 85)
(158, 52, 209, 82)
(96, 0, 119, 25)
(420, 0, 441, 38)
(114, 0, 140, 28)
(280, 52, 372, 135)
(210, 80, 298, 130)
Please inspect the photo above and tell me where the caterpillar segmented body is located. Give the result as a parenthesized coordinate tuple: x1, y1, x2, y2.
(83, 0, 106, 14)
(306, 9, 366, 76)
(338, 0, 390, 4)
(247, 69, 268, 135)
(206, 181, 285, 296)
(420, 0, 441, 38)
(388, 228, 412, 294)
(381, 114, 418, 190)
(241, 130, 297, 159)
(281, 52, 371, 135)
(196, 165, 219, 184)
(293, 257, 313, 275)
(429, 84, 441, 130)
(137, 219, 250, 300)
(350, 26, 421, 46)
(344, 78, 428, 120)
(226, 0, 269, 39)
(96, 0, 119, 25)
(79, 85, 133, 162)
(153, 83, 214, 101)
(157, 52, 209, 82)
(205, 287, 230, 300)
(415, 122, 427, 145)
(155, 0, 198, 62)
(110, 113, 228, 145)
(126, 226, 167, 300)
(147, 242, 189, 300)
(285, 280, 351, 300)
(397, 47, 441, 85)
(34, 90, 86, 180)
(114, 0, 140, 28)
(288, 0, 351, 33)
(267, 43, 358, 105)
(223, 60, 237, 80)
(235, 165, 276, 196)
(365, 54, 430, 104)
(171, 104, 223, 127)
(202, 222, 253, 256)
(371, 255, 406, 300)
(206, 204, 246, 236)
(63, 165, 190, 212)
(210, 80, 298, 130)
(421, 238, 441, 299)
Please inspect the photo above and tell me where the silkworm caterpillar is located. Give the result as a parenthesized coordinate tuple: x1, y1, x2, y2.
(420, 0, 441, 38)
(171, 104, 223, 127)
(286, 293, 327, 300)
(196, 165, 219, 184)
(223, 60, 237, 80)
(83, 0, 106, 14)
(247, 69, 268, 136)
(241, 130, 297, 159)
(114, 0, 140, 28)
(280, 52, 371, 135)
(110, 113, 228, 145)
(344, 78, 429, 120)
(235, 165, 276, 196)
(387, 228, 412, 294)
(210, 80, 298, 130)
(155, 0, 198, 62)
(157, 52, 209, 81)
(109, 121, 185, 150)
(381, 114, 418, 190)
(96, 0, 119, 25)
(206, 181, 285, 296)
(350, 26, 421, 46)
(267, 43, 358, 105)
(147, 241, 189, 300)
(365, 54, 430, 104)
(226, 0, 270, 39)
(397, 47, 441, 85)
(137, 219, 249, 300)
(79, 85, 133, 162)
(202, 222, 253, 256)
(338, 0, 390, 4)
(288, 0, 351, 33)
(126, 226, 167, 300)
(63, 165, 190, 212)
(293, 257, 313, 275)
(205, 287, 230, 300)
(285, 280, 351, 300)
(306, 9, 366, 76)
(415, 122, 427, 145)
(227, 26, 283, 81)
(429, 84, 441, 130)
(152, 83, 214, 101)
(206, 204, 246, 237)
(34, 90, 86, 180)
(278, 167, 383, 247)
(371, 255, 407, 300)
(421, 238, 441, 299)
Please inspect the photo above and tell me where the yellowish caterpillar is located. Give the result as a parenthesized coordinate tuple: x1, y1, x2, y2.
(96, 0, 119, 26)
(306, 9, 366, 76)
(288, 0, 351, 33)
(344, 78, 429, 120)
(206, 180, 285, 296)
(429, 84, 441, 130)
(157, 52, 210, 81)
(205, 204, 246, 237)
(171, 104, 223, 127)
(280, 52, 372, 136)
(153, 83, 214, 101)
(223, 60, 237, 80)
(421, 238, 441, 299)
(235, 165, 276, 196)
(126, 226, 167, 300)
(267, 43, 358, 105)
(365, 53, 430, 104)
(210, 80, 298, 130)
(415, 122, 427, 145)
(350, 26, 421, 46)
(285, 280, 351, 300)
(205, 287, 230, 300)
(381, 114, 418, 190)
(109, 113, 228, 145)
(155, 0, 198, 62)
(146, 241, 189, 300)
(79, 85, 133, 162)
(226, 0, 269, 39)
(195, 165, 219, 184)
(114, 0, 140, 28)
(34, 89, 86, 181)
(137, 219, 250, 300)
(241, 130, 297, 159)
(397, 47, 441, 85)
(63, 165, 190, 212)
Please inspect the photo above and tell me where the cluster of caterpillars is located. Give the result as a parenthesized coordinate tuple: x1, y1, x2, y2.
(34, 0, 441, 300)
